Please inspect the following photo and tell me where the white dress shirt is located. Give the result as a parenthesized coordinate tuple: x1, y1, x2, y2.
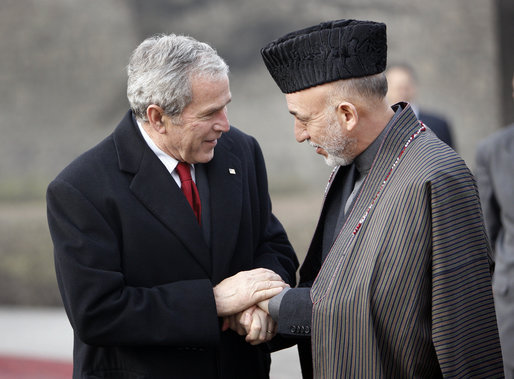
(136, 120, 196, 186)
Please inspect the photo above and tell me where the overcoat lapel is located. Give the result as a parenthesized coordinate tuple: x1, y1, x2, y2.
(114, 111, 212, 276)
(205, 135, 243, 284)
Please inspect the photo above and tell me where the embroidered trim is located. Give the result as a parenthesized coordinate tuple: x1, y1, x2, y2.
(352, 124, 426, 235)
(324, 167, 339, 197)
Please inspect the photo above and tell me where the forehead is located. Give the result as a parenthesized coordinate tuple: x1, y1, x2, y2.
(188, 74, 231, 109)
(285, 84, 329, 119)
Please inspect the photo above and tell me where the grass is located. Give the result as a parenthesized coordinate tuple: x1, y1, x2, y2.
(0, 201, 62, 306)
(0, 191, 322, 306)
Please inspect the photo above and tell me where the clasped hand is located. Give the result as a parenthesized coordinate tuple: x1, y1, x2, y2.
(213, 268, 286, 345)
(221, 305, 276, 345)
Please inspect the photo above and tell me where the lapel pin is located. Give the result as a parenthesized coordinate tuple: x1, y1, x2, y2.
(228, 168, 236, 175)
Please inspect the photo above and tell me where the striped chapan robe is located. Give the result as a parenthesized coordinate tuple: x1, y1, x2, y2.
(302, 104, 504, 378)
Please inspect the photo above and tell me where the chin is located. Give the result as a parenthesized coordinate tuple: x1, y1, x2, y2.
(325, 154, 353, 167)
(196, 150, 215, 164)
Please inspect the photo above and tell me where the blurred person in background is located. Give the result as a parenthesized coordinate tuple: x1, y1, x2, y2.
(475, 73, 514, 379)
(386, 63, 455, 149)
(259, 19, 503, 378)
(46, 34, 298, 379)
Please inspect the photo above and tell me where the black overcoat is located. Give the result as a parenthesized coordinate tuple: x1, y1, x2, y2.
(47, 111, 298, 379)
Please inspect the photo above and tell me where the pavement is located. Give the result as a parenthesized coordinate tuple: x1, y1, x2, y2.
(0, 306, 301, 378)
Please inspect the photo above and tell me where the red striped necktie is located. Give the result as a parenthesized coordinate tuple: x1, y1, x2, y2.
(176, 162, 202, 224)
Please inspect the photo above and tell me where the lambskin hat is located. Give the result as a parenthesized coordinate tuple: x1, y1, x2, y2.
(261, 19, 387, 94)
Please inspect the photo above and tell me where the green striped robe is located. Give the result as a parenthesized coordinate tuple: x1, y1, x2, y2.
(307, 105, 504, 378)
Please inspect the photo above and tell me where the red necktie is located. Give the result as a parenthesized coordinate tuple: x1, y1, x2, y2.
(176, 162, 202, 224)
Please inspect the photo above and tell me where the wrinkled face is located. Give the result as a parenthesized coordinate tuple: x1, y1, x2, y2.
(318, 109, 357, 167)
(285, 85, 356, 167)
(162, 74, 231, 163)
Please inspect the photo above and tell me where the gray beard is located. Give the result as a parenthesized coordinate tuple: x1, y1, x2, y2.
(320, 117, 356, 167)
(324, 152, 353, 167)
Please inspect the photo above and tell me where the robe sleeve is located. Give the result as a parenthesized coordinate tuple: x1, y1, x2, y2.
(429, 164, 504, 377)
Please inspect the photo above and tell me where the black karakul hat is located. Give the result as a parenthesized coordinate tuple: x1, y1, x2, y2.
(261, 19, 387, 94)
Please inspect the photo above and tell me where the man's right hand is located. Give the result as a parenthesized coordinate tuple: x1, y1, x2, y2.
(213, 268, 286, 317)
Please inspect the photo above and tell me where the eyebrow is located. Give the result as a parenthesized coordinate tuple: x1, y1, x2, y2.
(200, 98, 232, 117)
(289, 109, 308, 122)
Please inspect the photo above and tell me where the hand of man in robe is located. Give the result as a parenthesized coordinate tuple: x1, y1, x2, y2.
(243, 305, 277, 345)
(213, 268, 286, 317)
(257, 299, 270, 314)
(222, 305, 277, 345)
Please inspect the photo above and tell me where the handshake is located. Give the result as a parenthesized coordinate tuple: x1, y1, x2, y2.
(213, 268, 288, 346)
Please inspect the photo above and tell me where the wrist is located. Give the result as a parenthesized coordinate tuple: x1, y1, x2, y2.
(268, 287, 289, 321)
(213, 286, 228, 317)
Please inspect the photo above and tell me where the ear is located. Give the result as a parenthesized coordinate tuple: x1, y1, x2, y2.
(146, 105, 166, 134)
(336, 101, 359, 132)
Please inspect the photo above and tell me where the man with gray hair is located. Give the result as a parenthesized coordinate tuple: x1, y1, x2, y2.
(47, 34, 298, 378)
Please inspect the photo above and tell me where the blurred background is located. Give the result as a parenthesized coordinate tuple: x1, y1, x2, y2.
(0, 0, 513, 375)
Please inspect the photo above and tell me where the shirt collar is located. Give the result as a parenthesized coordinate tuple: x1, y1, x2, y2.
(354, 104, 403, 175)
(136, 119, 181, 174)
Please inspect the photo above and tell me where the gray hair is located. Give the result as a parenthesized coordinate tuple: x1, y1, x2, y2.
(127, 34, 229, 122)
(328, 73, 388, 105)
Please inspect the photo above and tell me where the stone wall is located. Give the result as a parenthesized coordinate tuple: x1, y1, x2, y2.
(0, 0, 505, 199)
(1, 0, 511, 306)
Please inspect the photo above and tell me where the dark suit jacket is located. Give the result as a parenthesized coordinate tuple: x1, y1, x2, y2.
(418, 110, 454, 148)
(476, 124, 514, 369)
(47, 111, 298, 379)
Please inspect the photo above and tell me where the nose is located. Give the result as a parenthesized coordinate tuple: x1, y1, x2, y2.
(213, 107, 230, 133)
(294, 120, 309, 143)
